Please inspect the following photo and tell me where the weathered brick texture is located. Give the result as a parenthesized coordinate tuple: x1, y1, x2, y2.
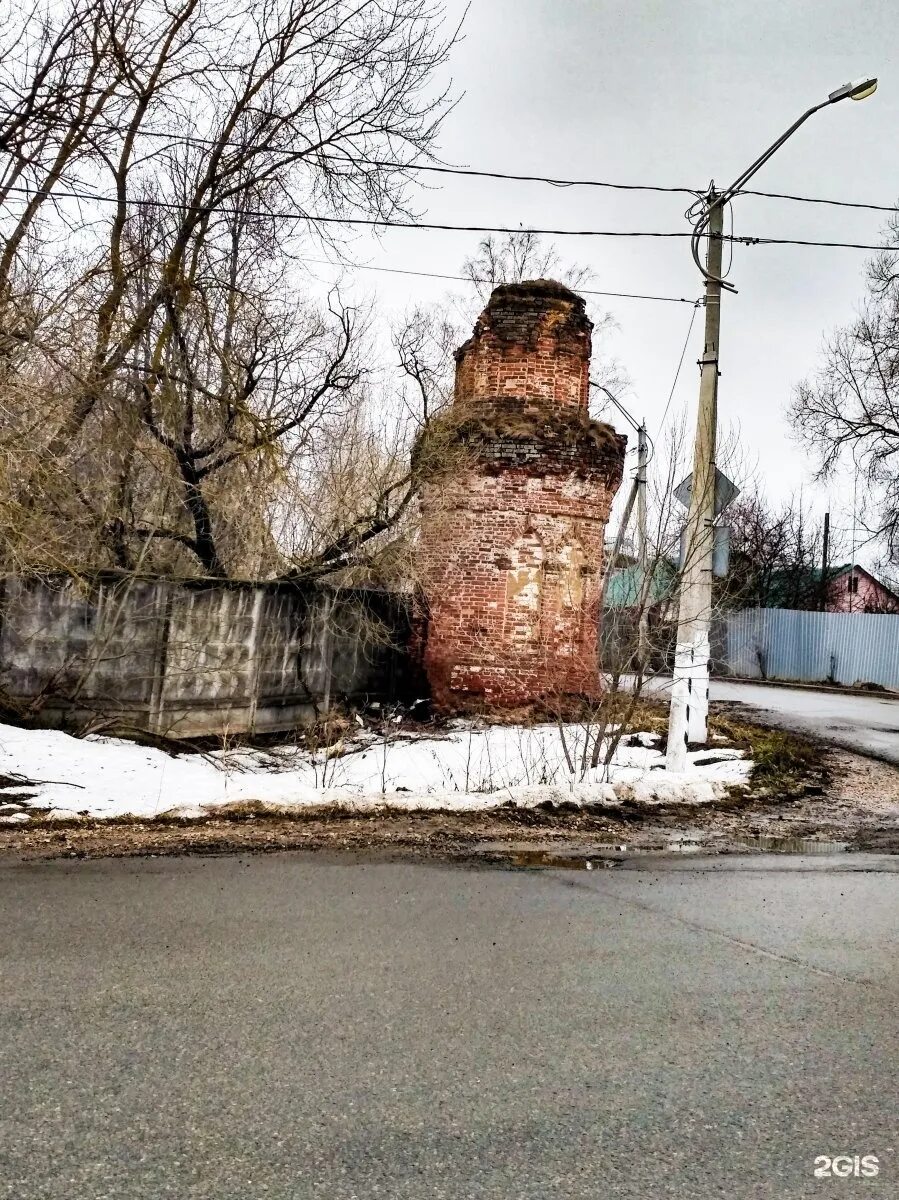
(416, 280, 626, 710)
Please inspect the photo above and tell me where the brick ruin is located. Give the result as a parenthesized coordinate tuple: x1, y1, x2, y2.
(415, 279, 627, 711)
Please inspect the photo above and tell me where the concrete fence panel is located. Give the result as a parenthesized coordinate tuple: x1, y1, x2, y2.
(0, 574, 415, 737)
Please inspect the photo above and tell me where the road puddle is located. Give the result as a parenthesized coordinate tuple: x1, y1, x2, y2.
(506, 835, 850, 869)
(511, 849, 619, 870)
(730, 836, 848, 855)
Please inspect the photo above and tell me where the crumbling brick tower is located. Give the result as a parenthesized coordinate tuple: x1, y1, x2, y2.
(416, 279, 627, 711)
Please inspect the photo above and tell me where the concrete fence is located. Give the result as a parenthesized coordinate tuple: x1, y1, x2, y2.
(0, 573, 415, 737)
(720, 607, 899, 690)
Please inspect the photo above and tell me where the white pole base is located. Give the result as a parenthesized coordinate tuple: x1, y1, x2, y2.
(666, 632, 710, 772)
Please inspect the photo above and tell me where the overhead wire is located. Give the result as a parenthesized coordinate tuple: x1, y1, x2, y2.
(0, 183, 696, 237)
(3, 183, 896, 250)
(656, 300, 702, 441)
(28, 121, 704, 193)
(302, 258, 700, 304)
(737, 187, 896, 212)
(589, 294, 702, 467)
(46, 120, 899, 210)
(588, 381, 656, 478)
(723, 197, 735, 281)
(727, 233, 897, 250)
(588, 381, 642, 433)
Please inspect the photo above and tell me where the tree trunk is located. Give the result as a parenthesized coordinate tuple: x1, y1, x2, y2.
(177, 454, 226, 577)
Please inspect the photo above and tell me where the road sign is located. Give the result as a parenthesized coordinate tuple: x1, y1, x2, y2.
(679, 524, 731, 577)
(674, 468, 739, 517)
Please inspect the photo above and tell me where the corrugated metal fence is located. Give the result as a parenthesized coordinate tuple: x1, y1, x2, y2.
(721, 608, 899, 690)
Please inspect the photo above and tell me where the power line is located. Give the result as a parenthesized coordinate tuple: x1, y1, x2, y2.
(2, 165, 703, 302)
(6, 183, 897, 250)
(395, 160, 899, 215)
(738, 187, 896, 213)
(368, 165, 897, 215)
(63, 121, 899, 211)
(326, 158, 699, 195)
(56, 121, 704, 193)
(588, 299, 701, 467)
(732, 233, 897, 250)
(657, 301, 701, 436)
(2, 183, 694, 237)
(588, 380, 644, 434)
(304, 258, 701, 304)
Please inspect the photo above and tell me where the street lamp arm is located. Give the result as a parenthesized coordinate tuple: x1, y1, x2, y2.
(690, 103, 825, 286)
(691, 78, 877, 285)
(715, 102, 828, 210)
(589, 380, 644, 435)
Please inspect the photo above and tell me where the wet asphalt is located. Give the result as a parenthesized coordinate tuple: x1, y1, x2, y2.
(642, 676, 899, 765)
(708, 680, 899, 765)
(1, 851, 897, 1199)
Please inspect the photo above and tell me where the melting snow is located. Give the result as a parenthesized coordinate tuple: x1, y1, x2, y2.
(0, 720, 751, 821)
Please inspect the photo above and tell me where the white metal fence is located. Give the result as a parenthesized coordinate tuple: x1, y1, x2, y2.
(721, 608, 899, 690)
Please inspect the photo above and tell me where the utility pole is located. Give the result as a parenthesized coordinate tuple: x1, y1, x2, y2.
(819, 511, 830, 611)
(850, 464, 859, 613)
(598, 418, 650, 667)
(664, 78, 876, 772)
(636, 422, 650, 666)
(666, 189, 723, 772)
(591, 384, 648, 627)
(599, 479, 636, 600)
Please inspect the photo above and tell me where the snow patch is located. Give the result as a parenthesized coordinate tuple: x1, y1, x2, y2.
(0, 811, 30, 825)
(0, 720, 752, 821)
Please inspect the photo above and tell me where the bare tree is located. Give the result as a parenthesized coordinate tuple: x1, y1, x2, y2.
(791, 216, 899, 562)
(393, 304, 460, 428)
(0, 0, 460, 578)
(461, 231, 594, 302)
(288, 301, 469, 585)
(720, 491, 830, 610)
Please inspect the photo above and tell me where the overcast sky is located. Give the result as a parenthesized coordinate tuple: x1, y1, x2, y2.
(318, 0, 896, 562)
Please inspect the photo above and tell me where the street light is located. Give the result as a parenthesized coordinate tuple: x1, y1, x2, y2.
(830, 77, 878, 102)
(689, 77, 878, 288)
(666, 79, 878, 773)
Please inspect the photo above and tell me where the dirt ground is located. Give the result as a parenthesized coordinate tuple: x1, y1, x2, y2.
(2, 744, 897, 865)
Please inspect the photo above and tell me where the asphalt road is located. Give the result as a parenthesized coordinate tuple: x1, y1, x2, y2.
(642, 676, 899, 764)
(2, 852, 898, 1199)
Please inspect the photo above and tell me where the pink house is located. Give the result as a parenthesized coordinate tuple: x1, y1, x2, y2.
(825, 564, 899, 614)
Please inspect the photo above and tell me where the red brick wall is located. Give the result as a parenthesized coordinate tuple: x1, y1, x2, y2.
(454, 279, 591, 410)
(416, 280, 626, 711)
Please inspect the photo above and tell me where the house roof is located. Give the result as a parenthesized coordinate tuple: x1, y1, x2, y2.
(604, 561, 677, 609)
(831, 563, 899, 601)
(761, 563, 899, 606)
